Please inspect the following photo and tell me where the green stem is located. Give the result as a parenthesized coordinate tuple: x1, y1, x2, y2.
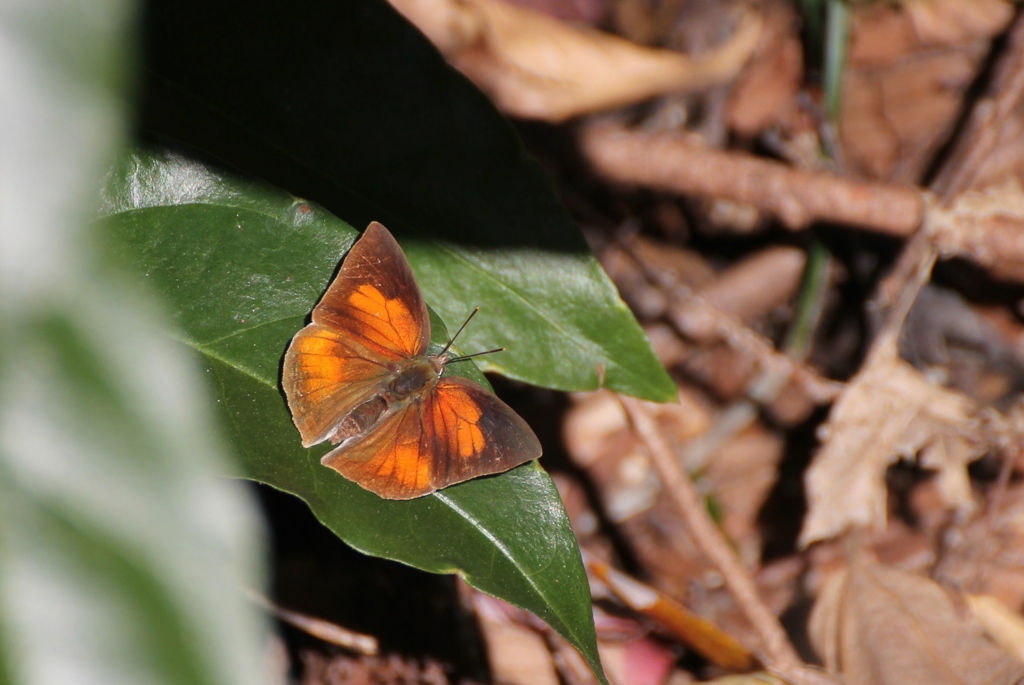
(785, 239, 831, 362)
(823, 0, 851, 123)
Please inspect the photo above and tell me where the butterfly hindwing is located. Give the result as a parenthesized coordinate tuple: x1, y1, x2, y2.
(320, 376, 541, 499)
(320, 400, 434, 499)
(426, 377, 542, 488)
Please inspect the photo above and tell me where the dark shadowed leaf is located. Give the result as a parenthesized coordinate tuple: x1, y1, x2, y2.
(137, 0, 675, 403)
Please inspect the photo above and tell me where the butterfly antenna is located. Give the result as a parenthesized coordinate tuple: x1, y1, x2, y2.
(439, 307, 507, 364)
(448, 347, 506, 364)
(439, 307, 480, 356)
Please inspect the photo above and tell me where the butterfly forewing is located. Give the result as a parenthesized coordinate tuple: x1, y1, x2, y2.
(282, 324, 393, 447)
(283, 222, 429, 447)
(311, 221, 429, 360)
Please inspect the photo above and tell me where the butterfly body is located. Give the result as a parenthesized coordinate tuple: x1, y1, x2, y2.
(329, 355, 441, 446)
(282, 222, 541, 500)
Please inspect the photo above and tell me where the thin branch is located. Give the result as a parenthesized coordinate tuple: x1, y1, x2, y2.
(865, 228, 938, 363)
(919, 11, 1024, 283)
(248, 591, 379, 655)
(580, 120, 924, 234)
(618, 395, 841, 685)
(616, 238, 843, 406)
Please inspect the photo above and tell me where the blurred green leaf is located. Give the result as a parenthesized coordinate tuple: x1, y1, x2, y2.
(101, 149, 607, 683)
(138, 0, 675, 403)
(0, 3, 269, 685)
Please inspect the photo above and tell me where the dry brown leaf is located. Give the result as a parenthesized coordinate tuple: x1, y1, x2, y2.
(809, 562, 1024, 685)
(700, 245, 806, 322)
(726, 0, 803, 136)
(848, 0, 1012, 65)
(933, 478, 1024, 615)
(388, 0, 760, 121)
(473, 592, 560, 685)
(841, 0, 1013, 182)
(799, 343, 986, 546)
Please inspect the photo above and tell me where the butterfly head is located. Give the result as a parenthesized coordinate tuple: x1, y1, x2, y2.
(428, 352, 451, 378)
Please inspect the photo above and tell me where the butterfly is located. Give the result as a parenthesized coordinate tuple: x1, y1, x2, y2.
(282, 222, 542, 499)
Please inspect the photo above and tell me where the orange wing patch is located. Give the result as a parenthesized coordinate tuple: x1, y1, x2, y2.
(318, 375, 542, 499)
(345, 284, 422, 357)
(283, 324, 392, 446)
(433, 387, 485, 458)
(426, 378, 542, 491)
(322, 405, 434, 499)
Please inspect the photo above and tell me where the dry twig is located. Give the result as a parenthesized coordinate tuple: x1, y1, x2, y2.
(587, 555, 759, 671)
(580, 120, 924, 234)
(618, 395, 841, 685)
(247, 591, 379, 655)
(615, 237, 843, 409)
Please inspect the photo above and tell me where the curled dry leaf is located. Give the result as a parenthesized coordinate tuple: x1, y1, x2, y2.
(809, 562, 1024, 685)
(387, 0, 760, 121)
(799, 344, 987, 547)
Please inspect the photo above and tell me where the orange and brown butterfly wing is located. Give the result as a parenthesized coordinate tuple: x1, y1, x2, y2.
(282, 324, 393, 447)
(310, 221, 429, 361)
(321, 377, 542, 499)
(425, 377, 541, 491)
(282, 222, 429, 447)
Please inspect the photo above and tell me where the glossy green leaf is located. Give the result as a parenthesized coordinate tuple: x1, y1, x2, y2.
(138, 0, 675, 403)
(100, 149, 606, 683)
(0, 3, 269, 685)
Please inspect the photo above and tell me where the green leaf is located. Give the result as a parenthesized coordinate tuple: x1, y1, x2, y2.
(100, 149, 607, 683)
(138, 0, 675, 403)
(0, 3, 270, 685)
